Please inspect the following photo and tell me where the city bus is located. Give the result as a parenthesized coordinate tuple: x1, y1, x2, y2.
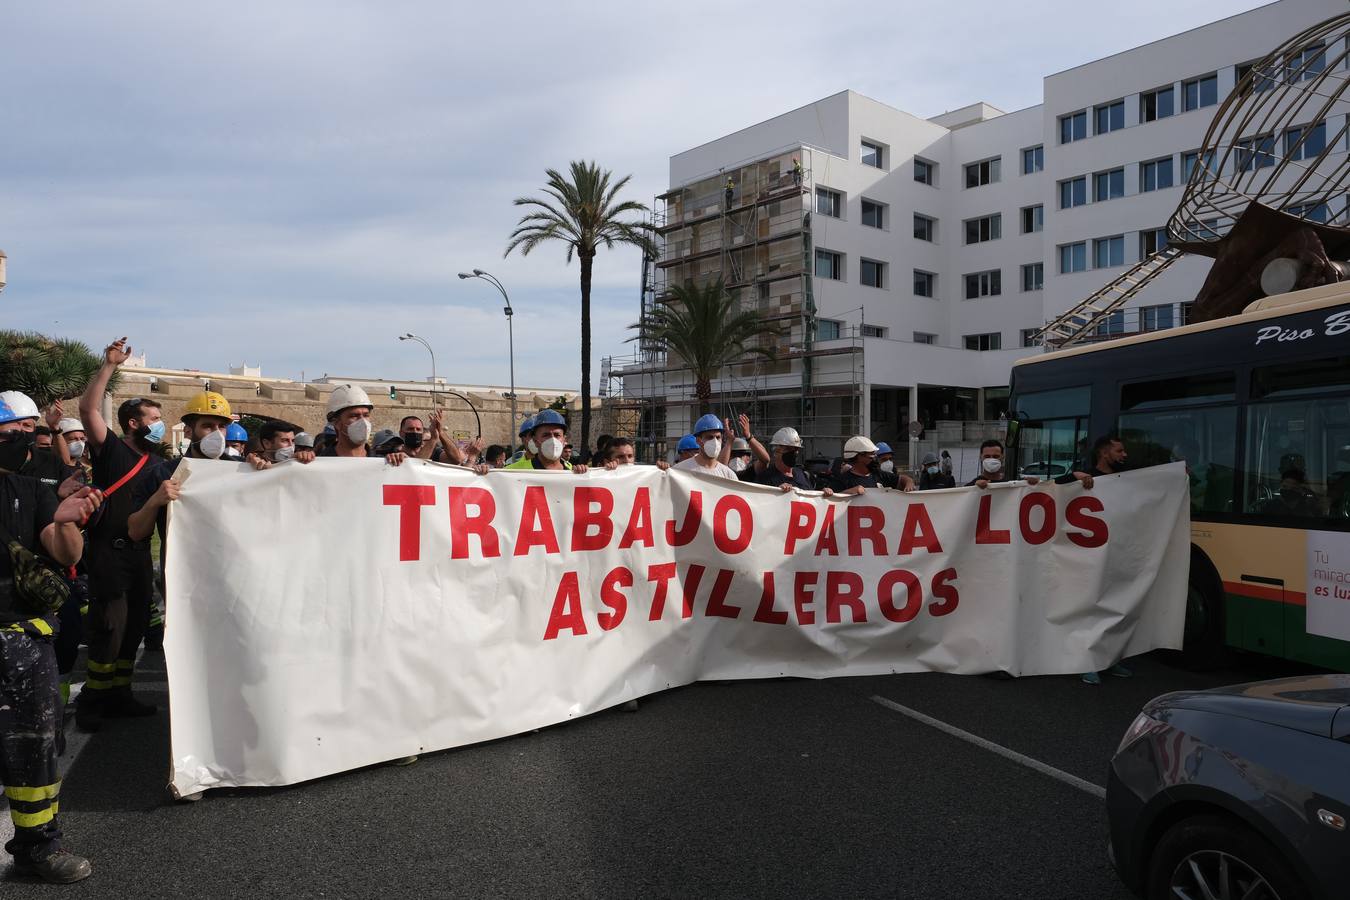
(1008, 283, 1350, 670)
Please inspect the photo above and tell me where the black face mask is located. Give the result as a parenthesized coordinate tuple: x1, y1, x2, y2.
(402, 432, 424, 450)
(782, 451, 799, 468)
(0, 431, 35, 473)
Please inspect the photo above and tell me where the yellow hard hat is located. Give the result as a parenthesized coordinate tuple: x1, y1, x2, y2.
(182, 391, 232, 420)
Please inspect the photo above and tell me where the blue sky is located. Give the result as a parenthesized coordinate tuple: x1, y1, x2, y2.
(0, 0, 1265, 389)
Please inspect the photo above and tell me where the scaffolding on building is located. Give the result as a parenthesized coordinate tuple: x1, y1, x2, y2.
(601, 145, 865, 460)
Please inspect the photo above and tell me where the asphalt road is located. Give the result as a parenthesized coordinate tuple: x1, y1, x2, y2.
(1, 651, 1310, 899)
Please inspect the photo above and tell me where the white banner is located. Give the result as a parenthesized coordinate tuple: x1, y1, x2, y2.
(164, 460, 1190, 793)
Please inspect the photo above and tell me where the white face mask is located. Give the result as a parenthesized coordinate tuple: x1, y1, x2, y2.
(982, 456, 1002, 474)
(273, 445, 295, 462)
(880, 460, 894, 473)
(346, 418, 373, 446)
(539, 436, 565, 461)
(67, 440, 86, 459)
(701, 438, 722, 459)
(527, 439, 539, 455)
(199, 429, 226, 459)
(926, 465, 940, 476)
(730, 456, 748, 472)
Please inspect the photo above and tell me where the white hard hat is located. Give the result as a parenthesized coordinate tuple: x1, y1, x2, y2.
(0, 391, 40, 421)
(770, 426, 802, 449)
(58, 417, 85, 435)
(326, 383, 373, 419)
(842, 435, 879, 459)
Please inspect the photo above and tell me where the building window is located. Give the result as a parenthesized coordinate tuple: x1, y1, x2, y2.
(1237, 133, 1276, 171)
(1021, 328, 1041, 348)
(1059, 176, 1087, 209)
(1180, 301, 1197, 325)
(1021, 145, 1044, 174)
(860, 258, 886, 289)
(1094, 167, 1125, 202)
(1094, 235, 1125, 269)
(1182, 149, 1218, 179)
(1059, 242, 1087, 274)
(1141, 85, 1174, 122)
(818, 319, 842, 341)
(964, 213, 1001, 244)
(914, 157, 936, 185)
(861, 140, 886, 169)
(913, 332, 937, 345)
(1021, 262, 1044, 292)
(815, 187, 842, 218)
(964, 332, 1002, 351)
(913, 270, 936, 298)
(1286, 41, 1326, 81)
(1094, 99, 1125, 135)
(1095, 311, 1126, 337)
(1285, 121, 1326, 161)
(815, 249, 842, 280)
(964, 157, 1001, 188)
(913, 213, 936, 242)
(964, 270, 1001, 299)
(1288, 202, 1330, 223)
(1059, 110, 1087, 144)
(1140, 227, 1168, 257)
(1183, 73, 1218, 111)
(1140, 304, 1175, 332)
(861, 324, 887, 338)
(1237, 60, 1277, 94)
(1140, 156, 1174, 192)
(1021, 204, 1044, 234)
(861, 198, 887, 229)
(1183, 218, 1221, 241)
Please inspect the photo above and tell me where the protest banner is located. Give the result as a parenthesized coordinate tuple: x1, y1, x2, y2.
(164, 460, 1189, 794)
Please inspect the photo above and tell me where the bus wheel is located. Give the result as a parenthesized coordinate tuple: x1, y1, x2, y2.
(1180, 550, 1226, 670)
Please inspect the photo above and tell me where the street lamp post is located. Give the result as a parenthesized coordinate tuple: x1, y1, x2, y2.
(398, 332, 438, 406)
(458, 269, 515, 445)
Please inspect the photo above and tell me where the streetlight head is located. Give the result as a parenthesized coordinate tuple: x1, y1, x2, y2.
(472, 269, 486, 276)
(457, 272, 473, 279)
(504, 306, 513, 317)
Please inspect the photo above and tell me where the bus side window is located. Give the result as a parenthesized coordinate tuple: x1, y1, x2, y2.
(1118, 373, 1237, 514)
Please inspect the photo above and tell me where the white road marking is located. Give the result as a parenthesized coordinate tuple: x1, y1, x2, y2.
(869, 695, 1107, 800)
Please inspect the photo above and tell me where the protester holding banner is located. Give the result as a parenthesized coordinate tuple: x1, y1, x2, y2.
(675, 414, 739, 480)
(317, 385, 406, 466)
(968, 439, 1040, 489)
(753, 426, 824, 493)
(248, 419, 315, 469)
(503, 410, 589, 473)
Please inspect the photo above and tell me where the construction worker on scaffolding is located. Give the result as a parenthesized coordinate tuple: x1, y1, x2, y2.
(724, 177, 735, 210)
(792, 157, 803, 187)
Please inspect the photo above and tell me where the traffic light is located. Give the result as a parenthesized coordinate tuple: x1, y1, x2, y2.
(389, 386, 397, 401)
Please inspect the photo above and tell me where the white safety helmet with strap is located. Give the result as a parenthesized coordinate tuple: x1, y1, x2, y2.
(769, 426, 802, 449)
(0, 391, 40, 422)
(326, 383, 374, 420)
(842, 435, 878, 460)
(58, 417, 85, 435)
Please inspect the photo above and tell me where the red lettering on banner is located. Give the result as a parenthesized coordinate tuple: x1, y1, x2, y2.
(383, 485, 436, 562)
(447, 486, 500, 560)
(514, 486, 561, 556)
(598, 566, 632, 631)
(847, 506, 887, 556)
(647, 562, 678, 620)
(814, 505, 839, 556)
(897, 504, 942, 555)
(665, 491, 703, 547)
(618, 487, 655, 549)
(929, 568, 960, 616)
(825, 571, 867, 623)
(877, 569, 922, 622)
(680, 564, 705, 619)
(975, 493, 1010, 545)
(705, 569, 740, 619)
(753, 572, 788, 624)
(784, 501, 817, 554)
(1065, 496, 1109, 548)
(712, 494, 753, 555)
(794, 571, 819, 625)
(571, 487, 615, 552)
(542, 571, 586, 640)
(1019, 493, 1056, 545)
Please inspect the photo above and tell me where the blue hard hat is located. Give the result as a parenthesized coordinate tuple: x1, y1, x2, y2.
(321, 424, 336, 437)
(226, 422, 248, 442)
(518, 416, 536, 437)
(692, 413, 724, 436)
(533, 409, 567, 431)
(875, 442, 893, 455)
(0, 396, 19, 426)
(677, 434, 698, 452)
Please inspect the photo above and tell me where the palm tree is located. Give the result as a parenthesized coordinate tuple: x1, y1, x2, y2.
(0, 330, 114, 408)
(632, 278, 782, 411)
(506, 161, 656, 453)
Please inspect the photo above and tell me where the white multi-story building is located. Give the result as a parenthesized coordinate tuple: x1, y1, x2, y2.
(614, 0, 1346, 461)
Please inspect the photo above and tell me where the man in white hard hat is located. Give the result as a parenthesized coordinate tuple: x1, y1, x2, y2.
(57, 417, 88, 469)
(832, 436, 915, 494)
(753, 426, 826, 493)
(317, 385, 406, 465)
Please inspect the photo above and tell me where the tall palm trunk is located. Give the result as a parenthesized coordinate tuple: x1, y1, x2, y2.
(579, 251, 594, 453)
(695, 377, 712, 409)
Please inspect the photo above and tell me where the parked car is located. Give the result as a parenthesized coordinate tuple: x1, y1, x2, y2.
(1017, 460, 1071, 479)
(1107, 675, 1349, 899)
